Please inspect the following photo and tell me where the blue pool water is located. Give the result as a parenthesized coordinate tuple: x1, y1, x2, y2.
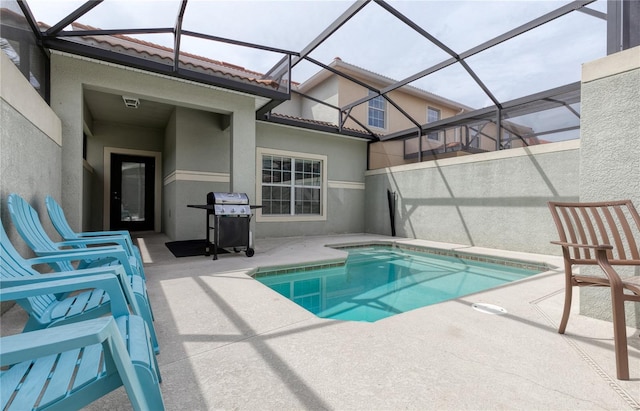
(256, 246, 541, 322)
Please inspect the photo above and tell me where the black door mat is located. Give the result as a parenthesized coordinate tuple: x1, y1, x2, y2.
(165, 239, 228, 258)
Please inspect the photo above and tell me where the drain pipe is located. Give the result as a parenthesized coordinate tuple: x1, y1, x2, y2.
(387, 189, 397, 237)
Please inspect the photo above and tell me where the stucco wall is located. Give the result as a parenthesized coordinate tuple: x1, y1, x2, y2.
(163, 109, 178, 240)
(578, 46, 640, 326)
(365, 140, 580, 255)
(0, 52, 62, 314)
(302, 76, 339, 124)
(50, 52, 257, 234)
(170, 107, 232, 240)
(255, 121, 367, 238)
(0, 52, 62, 250)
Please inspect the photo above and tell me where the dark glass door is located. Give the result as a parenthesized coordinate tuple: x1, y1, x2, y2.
(110, 153, 155, 231)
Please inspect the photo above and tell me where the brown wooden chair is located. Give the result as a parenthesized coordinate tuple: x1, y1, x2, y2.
(548, 200, 640, 380)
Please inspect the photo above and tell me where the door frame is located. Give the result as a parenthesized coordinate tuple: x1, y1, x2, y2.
(104, 147, 162, 232)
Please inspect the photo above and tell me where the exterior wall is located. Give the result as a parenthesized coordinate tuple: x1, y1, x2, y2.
(0, 52, 62, 314)
(50, 52, 257, 235)
(255, 121, 367, 238)
(0, 51, 62, 248)
(365, 140, 580, 254)
(579, 46, 640, 326)
(301, 75, 339, 124)
(274, 92, 303, 118)
(163, 109, 178, 240)
(170, 107, 231, 241)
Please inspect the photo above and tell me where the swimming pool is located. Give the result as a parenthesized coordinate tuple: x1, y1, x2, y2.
(255, 245, 544, 322)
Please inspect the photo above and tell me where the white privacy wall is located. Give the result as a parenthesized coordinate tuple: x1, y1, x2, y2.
(365, 140, 581, 255)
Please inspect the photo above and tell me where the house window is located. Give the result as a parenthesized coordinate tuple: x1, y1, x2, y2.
(258, 148, 326, 221)
(368, 91, 386, 129)
(427, 107, 441, 140)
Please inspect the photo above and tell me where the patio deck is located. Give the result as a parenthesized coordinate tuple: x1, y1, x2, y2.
(2, 232, 639, 410)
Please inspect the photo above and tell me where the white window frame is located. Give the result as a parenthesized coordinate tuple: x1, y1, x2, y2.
(367, 91, 386, 130)
(427, 107, 441, 141)
(256, 147, 328, 222)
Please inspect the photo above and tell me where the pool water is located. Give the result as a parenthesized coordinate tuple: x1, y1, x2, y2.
(256, 246, 541, 322)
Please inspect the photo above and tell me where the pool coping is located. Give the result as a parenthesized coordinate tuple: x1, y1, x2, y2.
(252, 239, 556, 278)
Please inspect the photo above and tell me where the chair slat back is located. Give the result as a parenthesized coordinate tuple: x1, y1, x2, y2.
(0, 219, 56, 318)
(7, 194, 75, 271)
(45, 195, 79, 240)
(548, 200, 640, 263)
(8, 194, 58, 253)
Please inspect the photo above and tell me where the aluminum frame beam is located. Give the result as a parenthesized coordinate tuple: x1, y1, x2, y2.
(173, 0, 188, 72)
(44, 0, 103, 36)
(343, 0, 595, 113)
(264, 0, 369, 79)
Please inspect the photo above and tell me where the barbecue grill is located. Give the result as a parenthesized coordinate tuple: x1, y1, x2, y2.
(208, 192, 254, 260)
(187, 192, 255, 260)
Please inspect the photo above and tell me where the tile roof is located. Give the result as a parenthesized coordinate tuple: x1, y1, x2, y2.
(46, 21, 282, 90)
(267, 113, 380, 138)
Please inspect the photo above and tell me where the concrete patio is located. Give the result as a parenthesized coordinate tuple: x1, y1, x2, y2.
(2, 232, 639, 410)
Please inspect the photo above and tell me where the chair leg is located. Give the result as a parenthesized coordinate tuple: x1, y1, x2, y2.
(610, 288, 629, 380)
(559, 268, 573, 334)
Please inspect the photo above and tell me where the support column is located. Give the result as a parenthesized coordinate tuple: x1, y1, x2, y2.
(579, 45, 640, 327)
(230, 108, 256, 202)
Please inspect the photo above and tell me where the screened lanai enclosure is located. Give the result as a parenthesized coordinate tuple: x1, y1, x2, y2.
(3, 0, 638, 170)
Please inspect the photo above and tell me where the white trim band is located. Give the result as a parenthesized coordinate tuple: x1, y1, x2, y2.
(163, 170, 230, 186)
(328, 180, 365, 190)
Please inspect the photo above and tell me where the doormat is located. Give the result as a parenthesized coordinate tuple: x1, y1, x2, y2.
(165, 239, 228, 258)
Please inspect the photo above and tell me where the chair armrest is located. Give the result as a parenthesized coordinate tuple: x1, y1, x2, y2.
(38, 245, 122, 256)
(0, 317, 116, 367)
(29, 247, 137, 274)
(12, 264, 142, 315)
(550, 241, 614, 250)
(77, 230, 131, 239)
(57, 237, 134, 255)
(0, 266, 123, 285)
(0, 274, 131, 317)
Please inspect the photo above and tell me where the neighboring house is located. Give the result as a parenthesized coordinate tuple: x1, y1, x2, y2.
(276, 57, 535, 169)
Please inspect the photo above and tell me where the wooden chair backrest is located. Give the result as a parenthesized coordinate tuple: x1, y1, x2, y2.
(548, 200, 640, 264)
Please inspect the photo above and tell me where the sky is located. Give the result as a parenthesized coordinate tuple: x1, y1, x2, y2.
(20, 0, 608, 136)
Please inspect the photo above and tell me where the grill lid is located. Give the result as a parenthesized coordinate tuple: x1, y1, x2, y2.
(207, 192, 249, 205)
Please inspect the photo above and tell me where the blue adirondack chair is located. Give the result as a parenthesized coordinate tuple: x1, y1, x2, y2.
(0, 315, 164, 410)
(45, 195, 144, 266)
(0, 219, 159, 354)
(7, 193, 145, 280)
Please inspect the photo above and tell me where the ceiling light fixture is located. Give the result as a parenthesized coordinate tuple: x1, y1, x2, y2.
(122, 95, 140, 108)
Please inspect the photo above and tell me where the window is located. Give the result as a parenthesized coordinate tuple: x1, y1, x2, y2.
(368, 91, 386, 129)
(427, 107, 441, 140)
(501, 131, 512, 149)
(258, 148, 327, 221)
(1, 4, 50, 102)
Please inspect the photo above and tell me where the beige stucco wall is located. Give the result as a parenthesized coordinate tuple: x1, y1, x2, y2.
(579, 46, 640, 326)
